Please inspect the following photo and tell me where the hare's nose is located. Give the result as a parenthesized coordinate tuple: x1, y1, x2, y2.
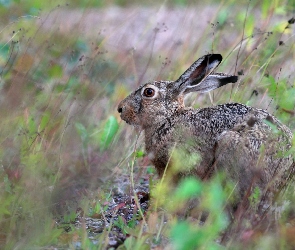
(117, 103, 123, 113)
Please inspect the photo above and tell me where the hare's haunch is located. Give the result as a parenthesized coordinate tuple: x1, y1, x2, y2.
(118, 54, 293, 199)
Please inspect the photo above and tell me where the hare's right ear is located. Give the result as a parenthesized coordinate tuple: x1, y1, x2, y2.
(169, 54, 237, 96)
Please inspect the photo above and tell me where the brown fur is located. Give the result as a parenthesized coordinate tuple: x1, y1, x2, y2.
(118, 54, 294, 205)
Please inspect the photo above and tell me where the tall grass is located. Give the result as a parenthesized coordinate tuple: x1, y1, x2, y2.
(0, 0, 294, 249)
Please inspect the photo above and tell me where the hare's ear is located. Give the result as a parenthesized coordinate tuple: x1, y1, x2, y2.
(170, 54, 237, 96)
(183, 73, 238, 94)
(171, 54, 222, 95)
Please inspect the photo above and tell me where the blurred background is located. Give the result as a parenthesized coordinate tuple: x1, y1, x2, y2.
(0, 0, 294, 248)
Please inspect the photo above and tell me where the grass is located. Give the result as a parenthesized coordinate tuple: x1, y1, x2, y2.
(0, 0, 294, 249)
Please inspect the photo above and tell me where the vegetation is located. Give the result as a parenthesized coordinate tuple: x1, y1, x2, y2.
(0, 0, 294, 249)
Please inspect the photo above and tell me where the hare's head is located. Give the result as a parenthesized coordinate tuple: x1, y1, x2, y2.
(118, 54, 238, 129)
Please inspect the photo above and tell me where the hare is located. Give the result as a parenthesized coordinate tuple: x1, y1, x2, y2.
(118, 54, 294, 203)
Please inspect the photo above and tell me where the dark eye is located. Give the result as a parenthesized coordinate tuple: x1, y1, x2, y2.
(143, 88, 155, 97)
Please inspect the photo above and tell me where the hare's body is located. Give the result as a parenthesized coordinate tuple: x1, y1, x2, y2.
(145, 102, 292, 195)
(118, 54, 293, 200)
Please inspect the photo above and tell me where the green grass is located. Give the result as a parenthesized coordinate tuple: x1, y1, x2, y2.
(0, 0, 294, 249)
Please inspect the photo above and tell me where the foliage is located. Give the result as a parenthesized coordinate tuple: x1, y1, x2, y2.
(169, 177, 229, 250)
(0, 0, 294, 249)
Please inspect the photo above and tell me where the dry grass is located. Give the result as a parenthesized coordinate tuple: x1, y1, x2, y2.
(0, 1, 294, 249)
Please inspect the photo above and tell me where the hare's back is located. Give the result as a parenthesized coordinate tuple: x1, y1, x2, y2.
(204, 103, 293, 194)
(189, 103, 291, 140)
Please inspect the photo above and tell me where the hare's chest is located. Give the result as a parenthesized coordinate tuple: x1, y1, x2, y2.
(145, 124, 215, 177)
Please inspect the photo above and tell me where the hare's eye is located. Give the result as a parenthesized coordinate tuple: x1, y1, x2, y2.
(143, 88, 155, 97)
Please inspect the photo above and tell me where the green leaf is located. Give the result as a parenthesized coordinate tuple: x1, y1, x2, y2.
(75, 123, 89, 143)
(28, 116, 37, 134)
(262, 0, 271, 19)
(175, 178, 202, 200)
(48, 64, 63, 78)
(39, 112, 50, 131)
(0, 43, 10, 60)
(65, 77, 80, 93)
(136, 150, 145, 158)
(216, 9, 228, 26)
(123, 235, 151, 250)
(280, 88, 295, 110)
(4, 175, 12, 193)
(99, 115, 119, 150)
(127, 219, 137, 228)
(267, 77, 295, 111)
(249, 186, 261, 207)
(147, 166, 156, 174)
(206, 181, 225, 211)
(170, 221, 201, 250)
(245, 15, 254, 37)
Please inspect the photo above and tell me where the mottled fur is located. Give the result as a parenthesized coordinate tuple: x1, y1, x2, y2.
(118, 54, 293, 201)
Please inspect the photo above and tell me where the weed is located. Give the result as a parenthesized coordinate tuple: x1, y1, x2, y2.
(0, 0, 294, 249)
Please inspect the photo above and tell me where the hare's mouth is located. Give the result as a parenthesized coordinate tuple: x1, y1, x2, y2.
(119, 113, 137, 126)
(124, 119, 131, 125)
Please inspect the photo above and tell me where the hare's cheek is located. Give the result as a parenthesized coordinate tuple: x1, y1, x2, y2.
(120, 109, 140, 126)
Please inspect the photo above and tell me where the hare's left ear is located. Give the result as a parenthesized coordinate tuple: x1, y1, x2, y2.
(169, 54, 237, 96)
(183, 73, 238, 94)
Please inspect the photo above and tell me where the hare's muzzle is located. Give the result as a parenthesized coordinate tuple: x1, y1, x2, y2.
(117, 101, 128, 122)
(117, 99, 139, 126)
(117, 101, 125, 115)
